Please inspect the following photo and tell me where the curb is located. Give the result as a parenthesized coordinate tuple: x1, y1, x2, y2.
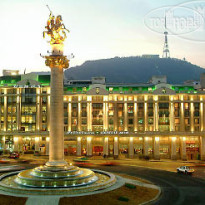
(140, 186, 162, 205)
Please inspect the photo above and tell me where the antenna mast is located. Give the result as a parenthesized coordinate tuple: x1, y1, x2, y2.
(163, 16, 170, 58)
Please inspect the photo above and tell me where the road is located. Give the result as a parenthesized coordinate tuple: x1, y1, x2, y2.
(93, 164, 205, 205)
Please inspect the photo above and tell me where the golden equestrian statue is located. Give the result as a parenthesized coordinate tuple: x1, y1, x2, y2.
(43, 5, 70, 45)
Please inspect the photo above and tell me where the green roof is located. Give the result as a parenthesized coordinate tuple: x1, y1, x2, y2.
(0, 76, 21, 86)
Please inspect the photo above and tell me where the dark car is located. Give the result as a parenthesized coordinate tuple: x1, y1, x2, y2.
(9, 152, 20, 159)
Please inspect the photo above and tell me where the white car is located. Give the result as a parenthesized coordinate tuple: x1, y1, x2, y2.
(177, 166, 195, 175)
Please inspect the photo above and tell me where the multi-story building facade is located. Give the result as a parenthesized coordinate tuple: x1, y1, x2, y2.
(1, 71, 205, 160)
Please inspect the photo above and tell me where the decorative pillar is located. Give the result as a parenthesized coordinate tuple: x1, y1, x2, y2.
(124, 100, 128, 131)
(143, 137, 149, 156)
(4, 89, 7, 131)
(68, 101, 72, 131)
(154, 137, 160, 160)
(18, 137, 23, 153)
(170, 101, 175, 131)
(13, 136, 19, 152)
(103, 137, 109, 156)
(154, 100, 158, 131)
(114, 102, 118, 131)
(86, 137, 92, 157)
(87, 97, 92, 131)
(129, 137, 134, 158)
(114, 137, 119, 158)
(78, 97, 81, 131)
(203, 102, 205, 131)
(103, 96, 108, 131)
(77, 137, 82, 156)
(17, 88, 21, 130)
(144, 101, 148, 131)
(180, 137, 187, 161)
(36, 88, 41, 131)
(46, 137, 49, 155)
(47, 94, 50, 131)
(134, 102, 138, 131)
(180, 99, 185, 132)
(190, 102, 194, 132)
(200, 102, 204, 131)
(35, 137, 40, 152)
(2, 136, 6, 152)
(200, 136, 205, 160)
(171, 137, 177, 160)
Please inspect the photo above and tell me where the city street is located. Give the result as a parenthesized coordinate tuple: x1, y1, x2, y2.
(93, 164, 205, 205)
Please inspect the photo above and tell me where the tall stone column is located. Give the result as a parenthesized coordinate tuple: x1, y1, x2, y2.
(77, 137, 82, 156)
(154, 137, 160, 160)
(46, 137, 49, 155)
(200, 136, 205, 160)
(180, 102, 185, 132)
(129, 137, 134, 158)
(46, 59, 67, 166)
(87, 98, 92, 131)
(200, 102, 204, 131)
(86, 137, 92, 157)
(68, 102, 72, 131)
(190, 102, 194, 132)
(124, 101, 128, 131)
(171, 137, 177, 160)
(180, 137, 187, 161)
(114, 137, 119, 158)
(13, 136, 19, 152)
(2, 136, 6, 152)
(170, 102, 175, 131)
(78, 99, 81, 131)
(134, 102, 138, 131)
(114, 102, 118, 131)
(103, 98, 108, 131)
(4, 90, 7, 131)
(103, 137, 109, 156)
(203, 103, 205, 131)
(154, 102, 158, 131)
(47, 94, 50, 131)
(144, 102, 148, 131)
(17, 88, 21, 131)
(35, 137, 40, 152)
(143, 137, 149, 157)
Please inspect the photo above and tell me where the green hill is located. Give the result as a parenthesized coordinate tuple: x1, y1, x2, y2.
(64, 57, 205, 84)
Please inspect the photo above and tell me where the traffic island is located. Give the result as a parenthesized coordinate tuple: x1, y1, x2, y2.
(59, 174, 160, 205)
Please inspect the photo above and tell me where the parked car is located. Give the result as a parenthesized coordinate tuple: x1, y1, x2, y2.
(9, 152, 20, 159)
(177, 166, 195, 175)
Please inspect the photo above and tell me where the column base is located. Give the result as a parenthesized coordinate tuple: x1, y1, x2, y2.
(114, 155, 118, 159)
(129, 155, 134, 159)
(46, 160, 68, 167)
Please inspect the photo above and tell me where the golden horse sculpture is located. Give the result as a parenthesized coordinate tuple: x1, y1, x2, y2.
(43, 12, 69, 45)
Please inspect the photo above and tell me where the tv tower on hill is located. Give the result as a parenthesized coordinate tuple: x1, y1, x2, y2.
(163, 16, 170, 58)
